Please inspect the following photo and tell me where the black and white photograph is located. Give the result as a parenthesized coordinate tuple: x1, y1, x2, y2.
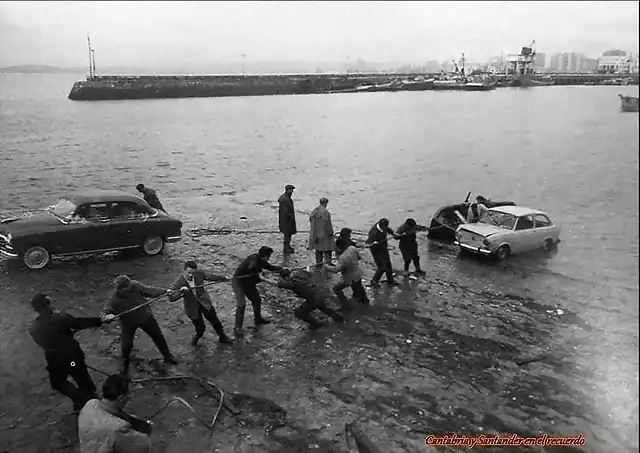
(0, 1, 638, 452)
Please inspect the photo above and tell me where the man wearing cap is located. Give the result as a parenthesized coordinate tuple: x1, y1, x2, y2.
(277, 268, 344, 329)
(278, 184, 297, 253)
(136, 183, 166, 213)
(308, 197, 334, 265)
(29, 293, 116, 411)
(232, 246, 284, 337)
(168, 260, 234, 346)
(366, 218, 400, 288)
(103, 275, 178, 374)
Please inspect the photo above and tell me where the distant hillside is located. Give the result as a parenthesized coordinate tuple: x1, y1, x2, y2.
(0, 65, 82, 74)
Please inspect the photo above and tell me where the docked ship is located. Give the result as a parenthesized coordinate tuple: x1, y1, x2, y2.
(618, 94, 640, 112)
(508, 41, 555, 87)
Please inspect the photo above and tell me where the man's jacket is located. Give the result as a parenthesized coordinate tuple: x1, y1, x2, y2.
(78, 399, 152, 453)
(168, 269, 227, 320)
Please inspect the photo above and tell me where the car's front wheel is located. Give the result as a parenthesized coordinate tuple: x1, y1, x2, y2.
(142, 236, 164, 256)
(23, 246, 51, 269)
(494, 245, 511, 261)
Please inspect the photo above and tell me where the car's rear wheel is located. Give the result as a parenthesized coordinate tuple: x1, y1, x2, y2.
(494, 245, 511, 261)
(23, 246, 50, 269)
(544, 238, 556, 252)
(142, 236, 164, 256)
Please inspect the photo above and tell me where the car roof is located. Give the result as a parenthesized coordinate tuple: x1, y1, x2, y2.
(63, 190, 143, 205)
(489, 205, 547, 217)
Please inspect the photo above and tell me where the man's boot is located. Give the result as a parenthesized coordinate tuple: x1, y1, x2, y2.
(414, 258, 426, 276)
(335, 291, 352, 312)
(120, 357, 131, 375)
(219, 333, 233, 344)
(191, 332, 203, 346)
(234, 306, 246, 337)
(253, 300, 271, 325)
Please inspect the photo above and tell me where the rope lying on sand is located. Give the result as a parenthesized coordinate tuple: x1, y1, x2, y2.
(188, 227, 371, 237)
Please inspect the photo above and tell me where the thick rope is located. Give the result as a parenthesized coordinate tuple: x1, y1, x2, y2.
(111, 262, 326, 320)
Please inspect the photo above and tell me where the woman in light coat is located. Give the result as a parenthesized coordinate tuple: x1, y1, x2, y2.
(308, 197, 334, 265)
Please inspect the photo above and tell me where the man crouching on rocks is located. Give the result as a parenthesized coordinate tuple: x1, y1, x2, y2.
(103, 275, 178, 374)
(168, 260, 233, 346)
(79, 374, 153, 453)
(325, 237, 369, 311)
(277, 268, 344, 329)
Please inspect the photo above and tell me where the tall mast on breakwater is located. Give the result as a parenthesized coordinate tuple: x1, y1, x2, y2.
(87, 35, 96, 79)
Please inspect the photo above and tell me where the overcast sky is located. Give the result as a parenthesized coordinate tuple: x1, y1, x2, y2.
(1, 1, 638, 68)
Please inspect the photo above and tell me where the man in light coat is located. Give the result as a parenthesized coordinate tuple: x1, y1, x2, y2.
(308, 197, 334, 265)
(168, 260, 233, 345)
(278, 184, 297, 253)
(79, 374, 153, 453)
(325, 237, 369, 311)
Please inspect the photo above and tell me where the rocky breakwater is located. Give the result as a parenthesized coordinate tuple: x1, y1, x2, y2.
(67, 73, 420, 101)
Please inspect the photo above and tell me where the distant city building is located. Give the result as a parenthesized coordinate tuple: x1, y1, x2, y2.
(602, 49, 627, 57)
(597, 50, 632, 73)
(534, 52, 546, 69)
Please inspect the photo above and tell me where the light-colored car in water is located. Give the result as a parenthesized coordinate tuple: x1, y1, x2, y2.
(454, 205, 561, 260)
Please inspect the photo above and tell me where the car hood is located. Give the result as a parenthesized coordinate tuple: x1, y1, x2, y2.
(0, 211, 66, 236)
(457, 223, 508, 238)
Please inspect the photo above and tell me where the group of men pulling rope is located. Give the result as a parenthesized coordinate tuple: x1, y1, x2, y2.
(27, 183, 429, 452)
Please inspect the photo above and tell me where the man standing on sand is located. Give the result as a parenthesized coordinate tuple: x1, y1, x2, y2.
(395, 218, 426, 276)
(308, 197, 334, 265)
(168, 260, 234, 346)
(78, 374, 153, 453)
(29, 293, 116, 411)
(325, 237, 369, 311)
(232, 246, 284, 337)
(136, 183, 166, 213)
(278, 184, 297, 253)
(366, 218, 400, 288)
(103, 275, 178, 374)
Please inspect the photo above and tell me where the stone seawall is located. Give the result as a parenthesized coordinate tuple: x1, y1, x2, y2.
(67, 72, 640, 101)
(67, 73, 418, 101)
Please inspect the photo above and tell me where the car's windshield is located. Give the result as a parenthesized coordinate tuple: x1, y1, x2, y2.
(46, 199, 77, 218)
(479, 210, 517, 229)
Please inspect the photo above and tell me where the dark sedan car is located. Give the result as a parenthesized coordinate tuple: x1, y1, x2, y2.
(0, 190, 183, 269)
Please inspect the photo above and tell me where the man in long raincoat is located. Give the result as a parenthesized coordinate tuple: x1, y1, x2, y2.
(278, 184, 297, 253)
(308, 197, 334, 265)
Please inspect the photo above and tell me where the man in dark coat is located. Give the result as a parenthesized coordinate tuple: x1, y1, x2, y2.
(366, 218, 400, 287)
(29, 293, 116, 411)
(169, 260, 233, 345)
(103, 275, 178, 374)
(277, 268, 344, 329)
(136, 183, 166, 213)
(278, 184, 297, 253)
(395, 218, 426, 275)
(232, 246, 284, 337)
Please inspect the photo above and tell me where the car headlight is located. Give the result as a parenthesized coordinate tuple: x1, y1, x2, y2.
(482, 238, 490, 246)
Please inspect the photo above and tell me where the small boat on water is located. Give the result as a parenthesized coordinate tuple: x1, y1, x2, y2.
(618, 94, 640, 112)
(433, 79, 466, 90)
(401, 78, 435, 91)
(464, 82, 496, 91)
(427, 193, 516, 242)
